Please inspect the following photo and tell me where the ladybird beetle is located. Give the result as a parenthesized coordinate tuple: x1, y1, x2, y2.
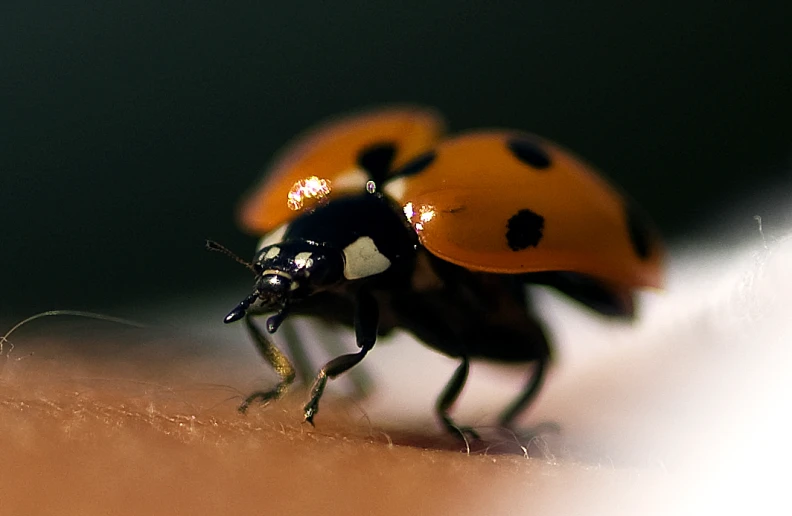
(221, 106, 663, 438)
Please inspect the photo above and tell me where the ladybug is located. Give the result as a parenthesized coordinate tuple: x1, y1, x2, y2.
(220, 106, 663, 438)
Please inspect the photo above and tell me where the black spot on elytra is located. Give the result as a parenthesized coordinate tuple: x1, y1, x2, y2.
(392, 151, 436, 177)
(625, 203, 653, 260)
(507, 137, 551, 169)
(506, 209, 545, 251)
(358, 142, 397, 185)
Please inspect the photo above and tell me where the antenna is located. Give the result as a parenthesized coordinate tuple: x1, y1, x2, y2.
(205, 239, 257, 274)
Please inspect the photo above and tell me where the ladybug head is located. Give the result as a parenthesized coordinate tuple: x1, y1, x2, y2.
(222, 241, 344, 329)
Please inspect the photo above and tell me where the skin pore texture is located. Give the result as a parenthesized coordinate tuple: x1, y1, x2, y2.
(2, 222, 790, 515)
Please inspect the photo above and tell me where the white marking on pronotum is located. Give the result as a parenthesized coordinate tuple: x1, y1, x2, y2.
(293, 252, 314, 269)
(383, 177, 407, 202)
(257, 223, 289, 252)
(342, 236, 391, 280)
(264, 246, 281, 260)
(333, 168, 369, 191)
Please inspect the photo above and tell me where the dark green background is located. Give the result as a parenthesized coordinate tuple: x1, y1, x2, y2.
(2, 1, 790, 318)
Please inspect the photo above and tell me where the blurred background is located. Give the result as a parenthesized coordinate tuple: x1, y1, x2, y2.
(1, 1, 790, 317)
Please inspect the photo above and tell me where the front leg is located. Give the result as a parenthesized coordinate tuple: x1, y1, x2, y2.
(238, 314, 297, 413)
(303, 290, 378, 425)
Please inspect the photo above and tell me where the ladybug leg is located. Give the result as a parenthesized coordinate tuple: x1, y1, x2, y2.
(281, 319, 373, 398)
(498, 356, 548, 430)
(278, 321, 315, 386)
(238, 314, 297, 414)
(436, 356, 480, 441)
(303, 290, 378, 425)
(289, 294, 374, 398)
(317, 319, 374, 399)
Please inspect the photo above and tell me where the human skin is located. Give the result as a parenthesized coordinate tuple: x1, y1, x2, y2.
(0, 329, 670, 516)
(5, 230, 789, 516)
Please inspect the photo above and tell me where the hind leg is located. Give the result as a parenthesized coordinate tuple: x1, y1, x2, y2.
(499, 356, 548, 430)
(436, 355, 480, 440)
(392, 285, 554, 437)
